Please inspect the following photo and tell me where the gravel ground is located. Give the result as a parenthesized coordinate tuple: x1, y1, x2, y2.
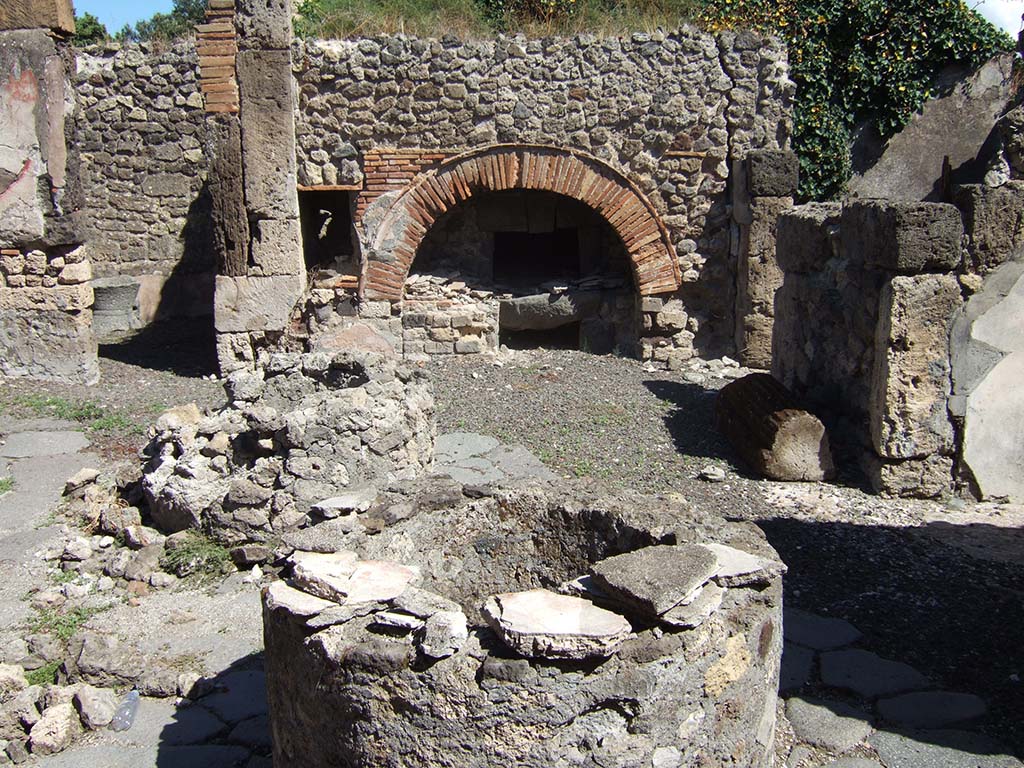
(1, 334, 1020, 756)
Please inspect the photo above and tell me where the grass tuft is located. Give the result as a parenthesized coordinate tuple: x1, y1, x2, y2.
(26, 660, 62, 687)
(0, 477, 13, 495)
(29, 605, 106, 642)
(160, 532, 234, 578)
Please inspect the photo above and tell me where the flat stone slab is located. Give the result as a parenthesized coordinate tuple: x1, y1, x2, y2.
(780, 641, 815, 693)
(785, 608, 862, 650)
(482, 589, 632, 659)
(0, 430, 90, 458)
(311, 487, 378, 518)
(433, 432, 500, 463)
(820, 649, 931, 699)
(589, 544, 718, 617)
(785, 696, 873, 752)
(290, 551, 419, 604)
(870, 729, 1022, 768)
(823, 759, 886, 768)
(705, 542, 785, 587)
(431, 433, 558, 485)
(876, 691, 987, 729)
(661, 582, 724, 628)
(264, 580, 335, 617)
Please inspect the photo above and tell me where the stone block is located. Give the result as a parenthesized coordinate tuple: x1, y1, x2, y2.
(775, 203, 841, 274)
(746, 150, 799, 197)
(237, 50, 298, 220)
(841, 200, 963, 274)
(0, 307, 98, 384)
(0, 0, 74, 33)
(141, 174, 191, 198)
(864, 453, 953, 499)
(870, 274, 960, 459)
(250, 217, 303, 276)
(57, 261, 91, 285)
(214, 274, 303, 333)
(954, 182, 1024, 274)
(236, 0, 292, 50)
(0, 283, 92, 312)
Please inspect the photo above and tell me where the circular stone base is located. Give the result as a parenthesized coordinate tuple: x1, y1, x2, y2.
(263, 485, 783, 767)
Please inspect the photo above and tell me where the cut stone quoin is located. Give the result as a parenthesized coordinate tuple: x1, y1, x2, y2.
(363, 144, 682, 300)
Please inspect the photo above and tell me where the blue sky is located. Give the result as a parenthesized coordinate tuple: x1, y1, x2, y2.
(71, 0, 1023, 36)
(73, 0, 175, 34)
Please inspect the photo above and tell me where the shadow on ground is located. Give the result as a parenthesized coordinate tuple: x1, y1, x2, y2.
(767, 517, 1024, 759)
(155, 652, 270, 767)
(642, 379, 738, 464)
(100, 318, 218, 378)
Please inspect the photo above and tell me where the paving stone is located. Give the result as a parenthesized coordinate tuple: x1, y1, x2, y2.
(786, 745, 814, 768)
(780, 641, 815, 693)
(820, 649, 931, 699)
(228, 714, 272, 751)
(823, 759, 886, 768)
(870, 729, 1023, 768)
(785, 696, 873, 752)
(198, 671, 267, 725)
(784, 608, 862, 650)
(482, 589, 632, 659)
(155, 745, 252, 768)
(161, 704, 227, 745)
(0, 432, 90, 458)
(589, 544, 718, 617)
(876, 691, 987, 729)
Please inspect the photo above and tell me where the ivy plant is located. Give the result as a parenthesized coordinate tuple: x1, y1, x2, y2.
(699, 0, 1015, 200)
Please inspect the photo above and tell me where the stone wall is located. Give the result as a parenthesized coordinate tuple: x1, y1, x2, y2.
(73, 42, 214, 324)
(292, 30, 795, 360)
(0, 25, 98, 383)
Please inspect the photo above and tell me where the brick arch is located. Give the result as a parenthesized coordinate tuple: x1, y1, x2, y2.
(362, 144, 681, 300)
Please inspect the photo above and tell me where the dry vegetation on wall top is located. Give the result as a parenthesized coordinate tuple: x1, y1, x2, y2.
(292, 0, 703, 38)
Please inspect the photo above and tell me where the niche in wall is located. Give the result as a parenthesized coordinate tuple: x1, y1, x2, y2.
(298, 189, 356, 272)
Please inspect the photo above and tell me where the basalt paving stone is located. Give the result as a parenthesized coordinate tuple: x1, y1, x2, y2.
(820, 649, 931, 699)
(781, 641, 816, 693)
(784, 608, 863, 650)
(869, 729, 1023, 768)
(197, 670, 268, 725)
(785, 696, 874, 752)
(876, 691, 987, 729)
(160, 704, 228, 745)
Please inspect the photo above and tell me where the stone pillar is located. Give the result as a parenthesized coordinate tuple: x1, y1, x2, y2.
(211, 0, 305, 374)
(733, 150, 797, 369)
(0, 5, 98, 384)
(773, 200, 965, 498)
(844, 201, 963, 496)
